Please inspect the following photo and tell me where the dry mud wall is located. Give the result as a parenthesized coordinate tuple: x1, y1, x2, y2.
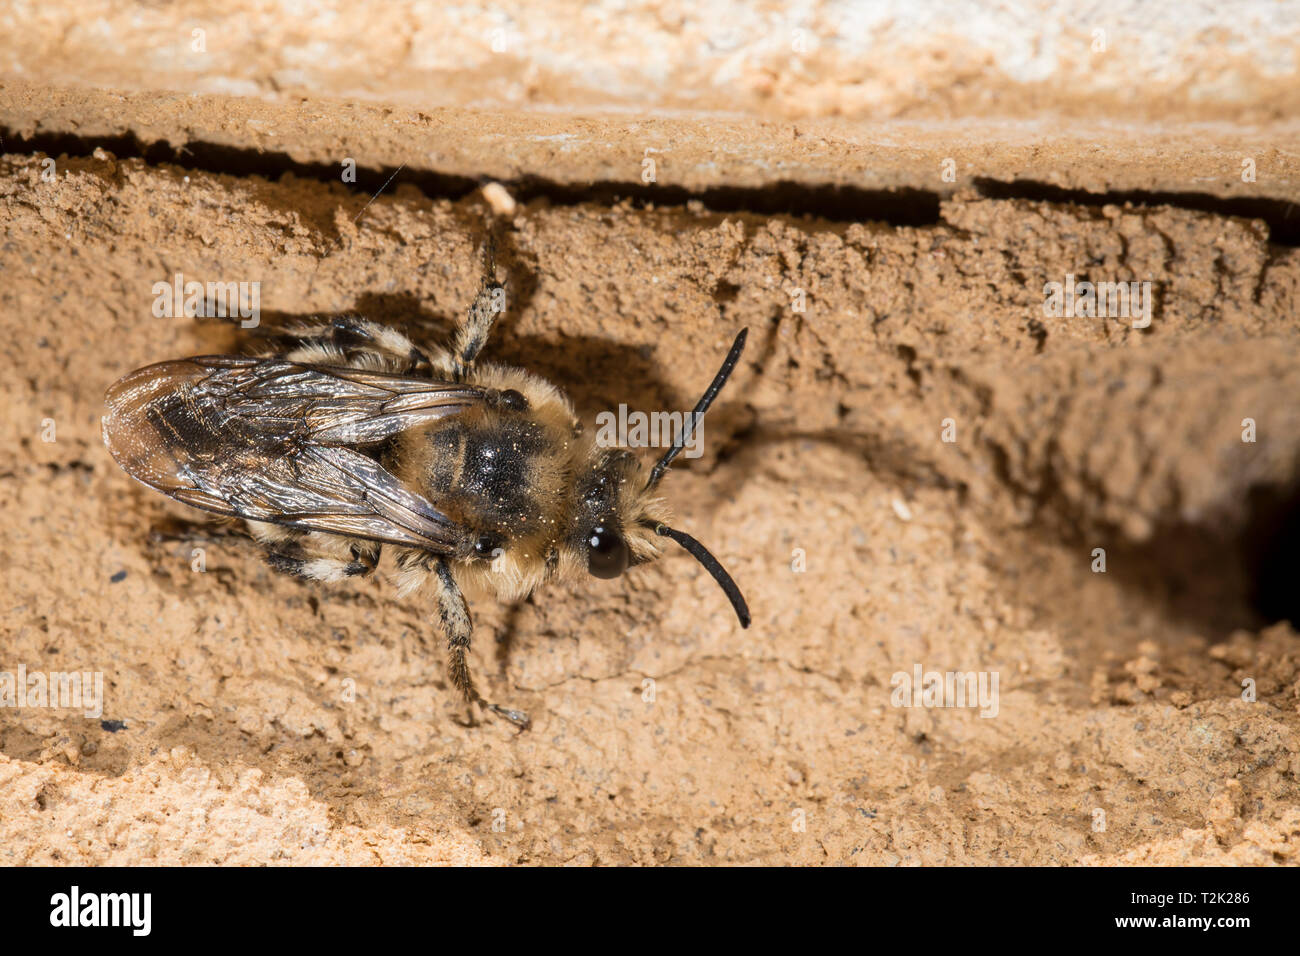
(2, 9, 1300, 864)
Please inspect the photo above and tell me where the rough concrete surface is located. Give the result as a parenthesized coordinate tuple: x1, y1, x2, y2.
(2, 3, 1300, 866)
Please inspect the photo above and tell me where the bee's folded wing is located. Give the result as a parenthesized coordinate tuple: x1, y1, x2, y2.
(103, 356, 482, 550)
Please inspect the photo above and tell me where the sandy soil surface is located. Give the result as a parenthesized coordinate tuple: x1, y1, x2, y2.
(3, 8, 1300, 866)
(5, 1, 1298, 122)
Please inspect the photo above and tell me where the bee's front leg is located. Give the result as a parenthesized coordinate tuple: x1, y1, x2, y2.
(432, 557, 530, 729)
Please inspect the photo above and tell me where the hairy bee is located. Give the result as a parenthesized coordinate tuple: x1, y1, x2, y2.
(102, 247, 750, 728)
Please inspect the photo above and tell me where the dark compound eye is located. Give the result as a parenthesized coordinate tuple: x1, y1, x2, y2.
(474, 534, 502, 560)
(586, 525, 629, 579)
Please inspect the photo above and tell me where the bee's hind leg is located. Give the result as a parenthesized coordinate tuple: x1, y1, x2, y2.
(450, 237, 505, 380)
(249, 523, 379, 582)
(432, 557, 530, 729)
(148, 515, 243, 546)
(281, 316, 434, 376)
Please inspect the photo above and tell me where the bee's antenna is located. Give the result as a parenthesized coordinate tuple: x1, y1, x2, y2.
(645, 328, 748, 491)
(654, 524, 751, 628)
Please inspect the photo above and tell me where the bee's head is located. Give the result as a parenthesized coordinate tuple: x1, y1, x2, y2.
(569, 447, 653, 579)
(569, 329, 751, 628)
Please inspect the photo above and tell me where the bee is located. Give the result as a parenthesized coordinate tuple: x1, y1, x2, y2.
(102, 244, 750, 728)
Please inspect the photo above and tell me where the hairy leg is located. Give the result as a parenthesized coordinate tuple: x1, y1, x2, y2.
(451, 238, 505, 380)
(280, 315, 434, 376)
(429, 556, 529, 728)
(248, 522, 380, 583)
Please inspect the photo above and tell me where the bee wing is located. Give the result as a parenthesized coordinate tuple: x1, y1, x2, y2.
(103, 356, 484, 550)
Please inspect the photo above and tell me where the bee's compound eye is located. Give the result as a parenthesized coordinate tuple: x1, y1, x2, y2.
(586, 526, 629, 579)
(474, 534, 502, 560)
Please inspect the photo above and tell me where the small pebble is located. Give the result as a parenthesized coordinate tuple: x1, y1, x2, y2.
(481, 181, 517, 216)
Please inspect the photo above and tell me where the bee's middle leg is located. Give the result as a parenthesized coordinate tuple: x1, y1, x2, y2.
(451, 238, 505, 379)
(432, 557, 530, 729)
